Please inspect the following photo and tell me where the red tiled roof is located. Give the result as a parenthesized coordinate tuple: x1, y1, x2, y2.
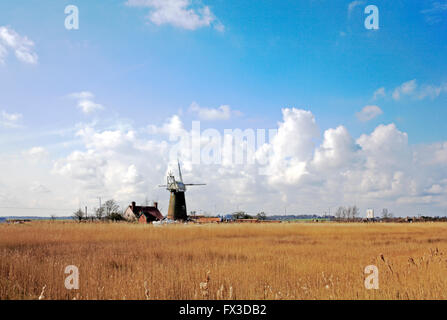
(132, 206, 164, 221)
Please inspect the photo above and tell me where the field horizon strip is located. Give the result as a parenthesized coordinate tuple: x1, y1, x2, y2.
(1, 221, 447, 300)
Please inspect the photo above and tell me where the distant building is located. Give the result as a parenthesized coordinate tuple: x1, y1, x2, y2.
(189, 216, 222, 223)
(366, 209, 374, 219)
(124, 201, 164, 224)
(236, 219, 258, 223)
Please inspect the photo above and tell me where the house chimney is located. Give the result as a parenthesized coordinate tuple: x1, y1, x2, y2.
(131, 201, 136, 212)
(153, 201, 158, 209)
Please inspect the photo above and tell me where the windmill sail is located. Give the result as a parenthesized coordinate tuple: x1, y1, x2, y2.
(178, 160, 183, 183)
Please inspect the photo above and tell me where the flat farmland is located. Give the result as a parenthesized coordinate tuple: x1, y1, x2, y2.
(1, 222, 447, 300)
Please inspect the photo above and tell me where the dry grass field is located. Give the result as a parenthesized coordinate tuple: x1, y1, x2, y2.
(1, 221, 447, 300)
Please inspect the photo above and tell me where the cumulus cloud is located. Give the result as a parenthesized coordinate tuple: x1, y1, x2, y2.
(147, 114, 187, 137)
(0, 26, 38, 64)
(392, 79, 417, 100)
(125, 0, 223, 31)
(53, 123, 168, 201)
(189, 102, 240, 121)
(1, 110, 22, 128)
(313, 126, 359, 170)
(23, 147, 48, 161)
(3, 108, 447, 216)
(356, 105, 383, 122)
(69, 91, 104, 114)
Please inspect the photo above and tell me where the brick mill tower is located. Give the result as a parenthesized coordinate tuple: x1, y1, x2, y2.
(160, 161, 205, 221)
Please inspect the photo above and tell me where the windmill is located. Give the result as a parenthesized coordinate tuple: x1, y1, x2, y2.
(159, 161, 205, 221)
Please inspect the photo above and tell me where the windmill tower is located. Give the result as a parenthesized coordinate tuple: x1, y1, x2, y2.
(159, 161, 205, 221)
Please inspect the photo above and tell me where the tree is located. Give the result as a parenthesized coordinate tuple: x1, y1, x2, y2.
(346, 207, 352, 219)
(335, 206, 359, 220)
(108, 211, 124, 222)
(351, 206, 359, 219)
(232, 211, 253, 220)
(344, 207, 349, 219)
(104, 200, 120, 220)
(73, 209, 85, 222)
(335, 207, 344, 220)
(50, 214, 57, 222)
(256, 212, 267, 220)
(382, 208, 393, 219)
(95, 207, 105, 220)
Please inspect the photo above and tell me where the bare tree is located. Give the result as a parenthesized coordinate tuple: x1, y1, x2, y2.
(346, 207, 353, 219)
(382, 208, 393, 219)
(335, 207, 344, 220)
(342, 207, 348, 220)
(104, 200, 120, 218)
(95, 207, 105, 221)
(336, 206, 359, 221)
(73, 209, 85, 222)
(352, 206, 359, 219)
(103, 200, 123, 221)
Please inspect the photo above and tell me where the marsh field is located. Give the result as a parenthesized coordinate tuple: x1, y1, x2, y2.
(1, 221, 447, 300)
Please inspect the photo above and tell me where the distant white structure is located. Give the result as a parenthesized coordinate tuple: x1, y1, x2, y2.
(366, 209, 375, 219)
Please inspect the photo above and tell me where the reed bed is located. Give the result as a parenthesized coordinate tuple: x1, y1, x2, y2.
(1, 221, 447, 300)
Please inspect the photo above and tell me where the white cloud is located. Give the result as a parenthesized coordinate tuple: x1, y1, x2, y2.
(125, 0, 223, 31)
(389, 79, 447, 101)
(392, 79, 417, 100)
(373, 87, 385, 100)
(69, 91, 104, 114)
(3, 108, 447, 217)
(417, 83, 447, 100)
(421, 1, 447, 24)
(147, 114, 187, 136)
(313, 126, 358, 170)
(52, 124, 168, 200)
(23, 147, 48, 160)
(30, 182, 51, 194)
(426, 184, 444, 194)
(356, 105, 383, 122)
(0, 26, 38, 64)
(1, 110, 23, 128)
(348, 1, 365, 17)
(189, 102, 240, 121)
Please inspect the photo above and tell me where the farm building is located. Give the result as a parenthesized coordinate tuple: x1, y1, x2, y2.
(124, 201, 164, 224)
(189, 216, 222, 223)
(235, 219, 259, 223)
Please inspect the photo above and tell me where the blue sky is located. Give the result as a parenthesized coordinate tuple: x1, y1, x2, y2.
(1, 0, 447, 217)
